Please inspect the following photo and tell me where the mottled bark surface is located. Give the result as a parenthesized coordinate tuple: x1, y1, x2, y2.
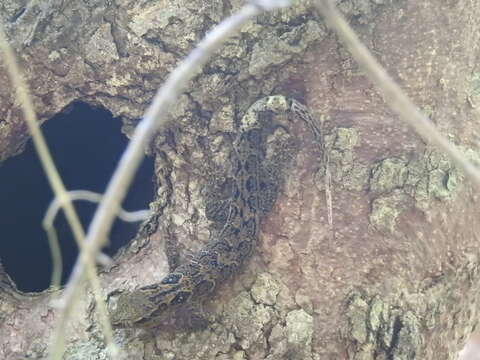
(1, 0, 480, 359)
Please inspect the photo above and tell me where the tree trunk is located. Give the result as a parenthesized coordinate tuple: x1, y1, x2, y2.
(1, 0, 480, 359)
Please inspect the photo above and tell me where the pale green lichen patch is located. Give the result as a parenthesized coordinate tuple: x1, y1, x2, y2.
(320, 127, 370, 192)
(370, 157, 409, 195)
(216, 350, 247, 360)
(266, 324, 289, 359)
(343, 259, 480, 359)
(165, 273, 313, 360)
(251, 272, 280, 306)
(208, 103, 236, 133)
(467, 72, 480, 108)
(407, 149, 459, 210)
(335, 127, 359, 149)
(285, 309, 314, 359)
(368, 296, 388, 334)
(223, 291, 275, 350)
(153, 325, 235, 359)
(345, 294, 369, 345)
(343, 291, 422, 360)
(84, 23, 119, 65)
(391, 311, 421, 360)
(128, 2, 224, 54)
(322, 128, 467, 233)
(0, 293, 15, 325)
(63, 337, 111, 360)
(369, 189, 409, 234)
(248, 20, 325, 77)
(368, 147, 466, 232)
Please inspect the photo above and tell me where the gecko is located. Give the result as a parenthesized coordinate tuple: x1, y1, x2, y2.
(108, 95, 320, 328)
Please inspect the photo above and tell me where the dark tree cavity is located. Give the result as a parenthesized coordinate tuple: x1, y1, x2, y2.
(0, 102, 154, 292)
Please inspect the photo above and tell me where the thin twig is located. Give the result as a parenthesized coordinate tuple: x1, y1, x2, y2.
(313, 0, 480, 186)
(50, 1, 290, 358)
(44, 190, 150, 225)
(43, 190, 150, 288)
(0, 28, 118, 359)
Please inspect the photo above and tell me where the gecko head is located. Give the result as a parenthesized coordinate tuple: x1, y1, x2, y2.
(108, 290, 161, 328)
(108, 274, 193, 328)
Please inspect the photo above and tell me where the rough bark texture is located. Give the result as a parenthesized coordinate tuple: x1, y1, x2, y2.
(1, 0, 480, 359)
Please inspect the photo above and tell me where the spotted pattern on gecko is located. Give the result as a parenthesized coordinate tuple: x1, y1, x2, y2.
(109, 95, 320, 328)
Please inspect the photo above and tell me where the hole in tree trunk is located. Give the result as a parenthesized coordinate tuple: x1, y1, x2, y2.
(0, 102, 154, 292)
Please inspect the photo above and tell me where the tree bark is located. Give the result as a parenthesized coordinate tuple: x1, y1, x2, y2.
(1, 0, 480, 359)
